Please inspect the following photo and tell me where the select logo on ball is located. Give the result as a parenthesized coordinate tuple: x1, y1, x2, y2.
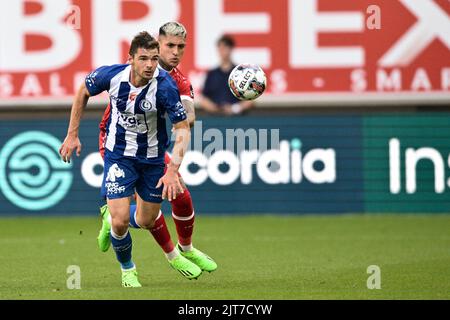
(228, 63, 267, 101)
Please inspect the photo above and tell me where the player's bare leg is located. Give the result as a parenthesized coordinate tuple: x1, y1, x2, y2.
(98, 195, 172, 253)
(134, 196, 161, 230)
(107, 197, 141, 288)
(97, 194, 202, 280)
(131, 193, 174, 253)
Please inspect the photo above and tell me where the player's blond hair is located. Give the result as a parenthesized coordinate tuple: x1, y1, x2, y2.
(159, 21, 187, 39)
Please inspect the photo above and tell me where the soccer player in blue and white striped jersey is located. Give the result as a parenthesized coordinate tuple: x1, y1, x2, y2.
(59, 31, 196, 287)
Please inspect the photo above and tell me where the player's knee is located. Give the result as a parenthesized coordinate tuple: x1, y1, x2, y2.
(111, 216, 129, 234)
(138, 216, 156, 230)
(137, 208, 162, 230)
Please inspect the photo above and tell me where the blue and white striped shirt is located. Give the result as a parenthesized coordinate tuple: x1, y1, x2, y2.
(85, 64, 187, 163)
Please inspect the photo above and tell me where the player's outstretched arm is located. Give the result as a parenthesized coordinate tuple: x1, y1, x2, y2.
(59, 83, 91, 163)
(156, 119, 191, 201)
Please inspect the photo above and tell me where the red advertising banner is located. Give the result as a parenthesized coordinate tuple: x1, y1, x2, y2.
(0, 0, 449, 105)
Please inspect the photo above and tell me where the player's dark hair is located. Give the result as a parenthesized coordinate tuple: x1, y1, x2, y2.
(217, 35, 235, 48)
(129, 31, 159, 56)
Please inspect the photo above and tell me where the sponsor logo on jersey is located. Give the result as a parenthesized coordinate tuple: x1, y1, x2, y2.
(139, 99, 155, 112)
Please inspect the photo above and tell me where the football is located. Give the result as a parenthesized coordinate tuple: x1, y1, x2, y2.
(228, 64, 267, 101)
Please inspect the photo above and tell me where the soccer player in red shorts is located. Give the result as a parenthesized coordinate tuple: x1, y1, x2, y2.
(97, 22, 217, 279)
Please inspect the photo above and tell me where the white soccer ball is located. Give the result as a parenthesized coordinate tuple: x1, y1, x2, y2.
(228, 64, 267, 101)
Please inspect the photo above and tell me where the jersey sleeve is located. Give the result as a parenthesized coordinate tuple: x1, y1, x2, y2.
(178, 78, 195, 102)
(159, 78, 187, 124)
(85, 65, 123, 96)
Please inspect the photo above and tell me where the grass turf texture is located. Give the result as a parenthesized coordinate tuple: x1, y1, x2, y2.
(0, 214, 449, 299)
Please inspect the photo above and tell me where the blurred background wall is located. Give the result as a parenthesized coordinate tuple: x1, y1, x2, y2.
(1, 0, 449, 215)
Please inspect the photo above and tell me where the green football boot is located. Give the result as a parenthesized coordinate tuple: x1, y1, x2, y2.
(97, 204, 111, 252)
(121, 268, 142, 288)
(177, 244, 218, 273)
(168, 254, 202, 280)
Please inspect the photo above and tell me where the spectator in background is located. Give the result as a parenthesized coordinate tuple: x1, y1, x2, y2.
(199, 35, 254, 116)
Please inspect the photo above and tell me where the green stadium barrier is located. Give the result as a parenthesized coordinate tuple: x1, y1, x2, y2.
(364, 114, 450, 213)
(0, 114, 449, 215)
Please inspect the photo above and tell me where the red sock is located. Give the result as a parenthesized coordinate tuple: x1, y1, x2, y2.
(171, 188, 195, 246)
(149, 211, 174, 253)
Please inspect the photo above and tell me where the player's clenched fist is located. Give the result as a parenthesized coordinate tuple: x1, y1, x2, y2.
(59, 135, 82, 163)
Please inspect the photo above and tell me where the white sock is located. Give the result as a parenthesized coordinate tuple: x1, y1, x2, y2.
(165, 248, 180, 261)
(110, 229, 128, 240)
(179, 243, 193, 252)
(121, 264, 136, 272)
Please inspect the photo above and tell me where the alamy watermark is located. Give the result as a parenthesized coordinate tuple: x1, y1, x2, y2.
(66, 265, 81, 289)
(367, 265, 381, 289)
(169, 120, 281, 169)
(65, 5, 81, 30)
(366, 5, 381, 30)
(170, 120, 280, 160)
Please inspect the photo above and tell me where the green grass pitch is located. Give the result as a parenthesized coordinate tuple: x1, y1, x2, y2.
(0, 214, 449, 299)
